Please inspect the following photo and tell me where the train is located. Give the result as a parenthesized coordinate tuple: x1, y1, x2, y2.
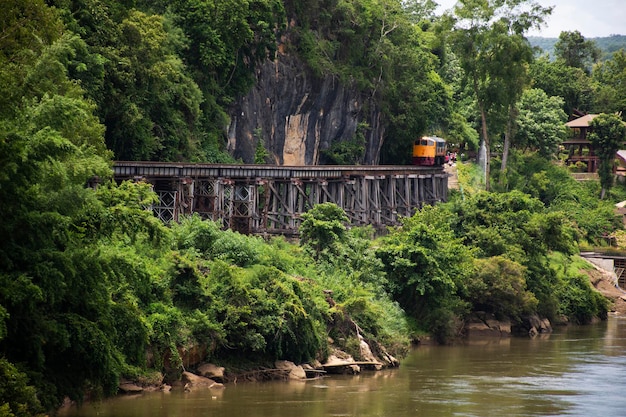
(412, 136, 447, 166)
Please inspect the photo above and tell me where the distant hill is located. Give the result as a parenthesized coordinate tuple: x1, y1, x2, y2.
(529, 35, 626, 60)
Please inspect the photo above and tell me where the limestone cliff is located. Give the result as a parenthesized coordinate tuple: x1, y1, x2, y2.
(227, 54, 385, 165)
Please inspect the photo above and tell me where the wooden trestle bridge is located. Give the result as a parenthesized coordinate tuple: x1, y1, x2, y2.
(113, 162, 449, 236)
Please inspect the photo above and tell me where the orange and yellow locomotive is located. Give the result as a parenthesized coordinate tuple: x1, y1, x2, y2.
(412, 136, 446, 166)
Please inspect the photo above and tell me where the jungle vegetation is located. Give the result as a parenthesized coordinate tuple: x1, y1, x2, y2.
(2, 0, 626, 415)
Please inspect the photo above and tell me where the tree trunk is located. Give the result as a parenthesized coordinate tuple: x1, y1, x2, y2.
(480, 105, 490, 191)
(500, 105, 514, 185)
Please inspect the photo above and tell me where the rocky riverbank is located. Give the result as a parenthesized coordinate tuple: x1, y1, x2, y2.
(79, 258, 623, 404)
(587, 264, 626, 314)
(109, 335, 400, 397)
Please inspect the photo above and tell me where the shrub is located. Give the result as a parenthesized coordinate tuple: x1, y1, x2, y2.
(0, 358, 43, 417)
(467, 256, 538, 321)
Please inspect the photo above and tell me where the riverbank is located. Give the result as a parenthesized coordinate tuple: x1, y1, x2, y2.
(587, 264, 626, 314)
(107, 259, 625, 398)
(58, 318, 626, 417)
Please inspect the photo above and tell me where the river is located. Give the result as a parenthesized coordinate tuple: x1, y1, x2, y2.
(59, 316, 626, 417)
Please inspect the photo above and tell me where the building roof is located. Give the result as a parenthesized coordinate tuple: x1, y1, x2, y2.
(565, 114, 598, 128)
(617, 150, 626, 166)
(565, 114, 626, 128)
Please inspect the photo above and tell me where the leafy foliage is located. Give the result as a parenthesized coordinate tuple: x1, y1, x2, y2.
(593, 49, 626, 116)
(0, 359, 43, 417)
(377, 205, 474, 342)
(300, 202, 349, 259)
(550, 253, 609, 324)
(554, 30, 601, 74)
(449, 188, 582, 322)
(588, 113, 626, 198)
(2, 0, 624, 412)
(514, 88, 568, 157)
(492, 152, 621, 246)
(467, 256, 537, 321)
(448, 0, 551, 189)
(321, 126, 367, 165)
(529, 56, 594, 116)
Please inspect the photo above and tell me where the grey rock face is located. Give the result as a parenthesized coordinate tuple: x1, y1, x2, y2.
(227, 54, 384, 165)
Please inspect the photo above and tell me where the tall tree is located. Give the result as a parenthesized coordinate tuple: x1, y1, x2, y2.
(529, 55, 594, 116)
(514, 88, 567, 157)
(496, 32, 534, 177)
(554, 30, 601, 74)
(0, 0, 62, 118)
(593, 49, 626, 116)
(588, 113, 626, 199)
(449, 0, 552, 190)
(104, 10, 204, 161)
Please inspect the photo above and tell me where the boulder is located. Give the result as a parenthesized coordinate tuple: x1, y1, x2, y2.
(309, 359, 323, 369)
(118, 382, 143, 394)
(275, 360, 307, 380)
(513, 314, 553, 337)
(358, 336, 383, 370)
(375, 344, 400, 368)
(197, 363, 225, 383)
(178, 344, 208, 370)
(466, 312, 512, 338)
(181, 371, 224, 392)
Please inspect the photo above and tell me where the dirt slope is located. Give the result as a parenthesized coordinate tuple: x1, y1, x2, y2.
(586, 267, 626, 315)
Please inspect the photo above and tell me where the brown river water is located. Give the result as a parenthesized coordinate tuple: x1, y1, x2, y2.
(59, 316, 626, 417)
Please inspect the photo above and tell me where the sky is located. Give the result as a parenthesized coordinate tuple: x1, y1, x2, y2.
(435, 0, 626, 38)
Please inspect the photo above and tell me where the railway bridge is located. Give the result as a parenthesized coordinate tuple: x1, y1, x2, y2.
(113, 162, 449, 236)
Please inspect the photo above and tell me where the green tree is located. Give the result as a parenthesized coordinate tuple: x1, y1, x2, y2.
(449, 0, 552, 190)
(254, 136, 271, 164)
(321, 123, 367, 165)
(453, 189, 580, 320)
(0, 0, 62, 119)
(588, 113, 626, 199)
(402, 0, 439, 23)
(468, 256, 537, 321)
(593, 49, 626, 116)
(0, 9, 143, 406)
(0, 358, 43, 417)
(299, 203, 349, 259)
(94, 10, 204, 161)
(0, 129, 121, 408)
(554, 30, 601, 74)
(514, 88, 568, 157)
(529, 55, 594, 116)
(498, 33, 534, 176)
(379, 15, 452, 164)
(377, 205, 475, 342)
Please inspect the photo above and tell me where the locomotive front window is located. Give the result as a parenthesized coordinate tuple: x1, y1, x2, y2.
(420, 139, 428, 146)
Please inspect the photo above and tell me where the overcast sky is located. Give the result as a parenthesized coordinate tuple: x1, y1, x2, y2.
(435, 0, 626, 38)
